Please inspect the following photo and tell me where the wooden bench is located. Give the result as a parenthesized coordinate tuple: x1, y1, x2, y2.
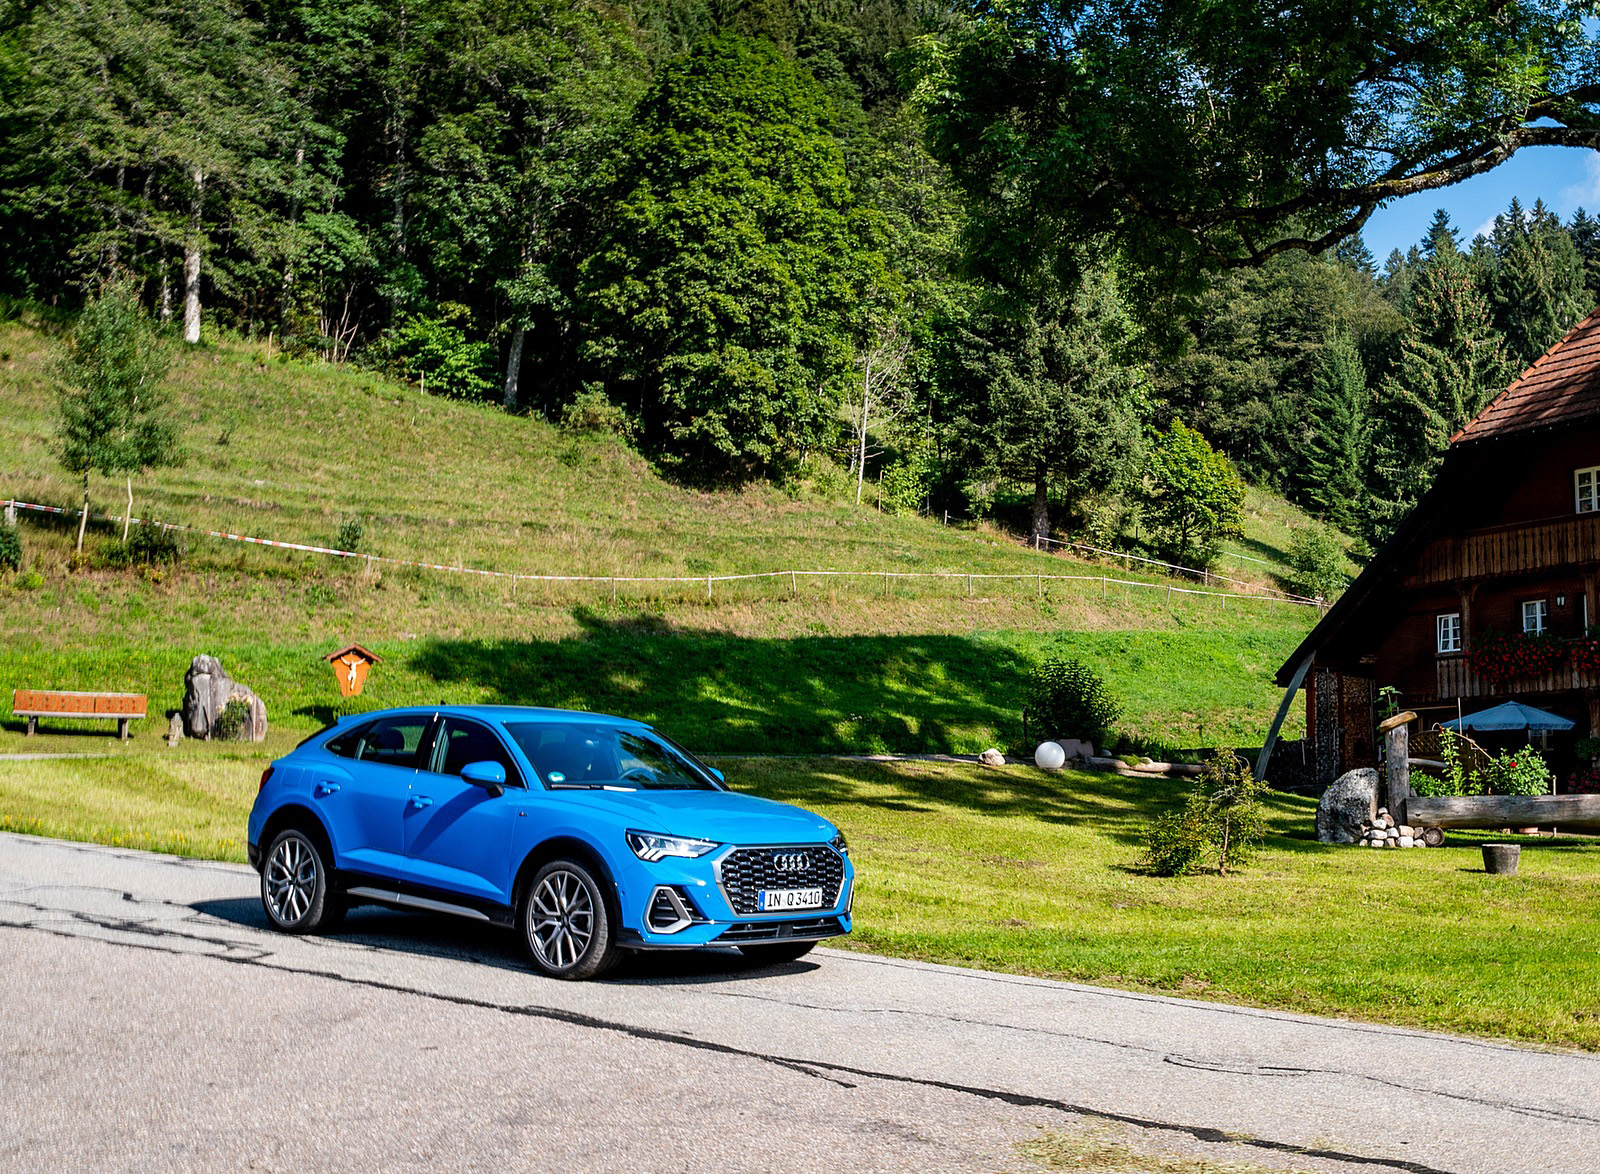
(12, 689, 148, 739)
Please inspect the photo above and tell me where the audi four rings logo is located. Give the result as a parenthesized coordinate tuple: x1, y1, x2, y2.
(774, 853, 809, 872)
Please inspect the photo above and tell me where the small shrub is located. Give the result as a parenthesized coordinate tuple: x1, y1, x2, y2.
(0, 525, 20, 572)
(878, 448, 936, 516)
(366, 303, 494, 399)
(1138, 751, 1267, 877)
(1483, 745, 1551, 796)
(559, 386, 635, 440)
(17, 570, 44, 590)
(1023, 656, 1122, 746)
(211, 697, 250, 741)
(336, 516, 365, 552)
(103, 521, 184, 569)
(1204, 750, 1267, 874)
(1574, 735, 1600, 762)
(1140, 794, 1212, 876)
(1282, 525, 1348, 600)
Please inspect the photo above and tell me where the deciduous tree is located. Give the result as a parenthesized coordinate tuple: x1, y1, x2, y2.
(52, 279, 181, 552)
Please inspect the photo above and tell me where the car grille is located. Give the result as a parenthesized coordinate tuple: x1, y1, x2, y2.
(717, 845, 844, 915)
(716, 917, 844, 943)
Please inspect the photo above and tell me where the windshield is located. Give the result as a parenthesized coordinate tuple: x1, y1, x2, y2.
(504, 722, 721, 791)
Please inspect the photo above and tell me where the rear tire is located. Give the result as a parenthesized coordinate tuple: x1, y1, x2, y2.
(519, 859, 618, 980)
(738, 940, 817, 965)
(261, 828, 339, 933)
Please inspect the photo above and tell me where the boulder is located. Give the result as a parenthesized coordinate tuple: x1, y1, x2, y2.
(1057, 738, 1095, 761)
(183, 655, 268, 742)
(1316, 768, 1380, 844)
(979, 748, 1005, 767)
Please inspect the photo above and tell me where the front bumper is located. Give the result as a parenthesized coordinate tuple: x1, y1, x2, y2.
(618, 842, 855, 950)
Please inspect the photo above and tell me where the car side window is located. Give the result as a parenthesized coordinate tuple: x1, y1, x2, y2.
(431, 717, 523, 787)
(325, 715, 431, 769)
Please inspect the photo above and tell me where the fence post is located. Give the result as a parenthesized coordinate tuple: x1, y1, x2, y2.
(707, 574, 713, 601)
(883, 573, 890, 598)
(611, 577, 617, 605)
(790, 570, 797, 597)
(967, 574, 972, 597)
(1036, 573, 1042, 598)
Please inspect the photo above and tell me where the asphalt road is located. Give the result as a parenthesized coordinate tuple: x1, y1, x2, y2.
(2, 833, 1598, 1174)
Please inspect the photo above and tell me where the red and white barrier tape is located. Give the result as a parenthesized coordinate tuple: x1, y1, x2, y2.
(2, 498, 1318, 605)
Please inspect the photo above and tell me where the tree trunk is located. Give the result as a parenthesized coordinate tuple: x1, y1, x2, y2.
(282, 142, 306, 328)
(855, 384, 872, 506)
(123, 476, 133, 543)
(1031, 476, 1050, 544)
(183, 167, 205, 345)
(503, 327, 525, 410)
(76, 472, 90, 553)
(159, 263, 172, 324)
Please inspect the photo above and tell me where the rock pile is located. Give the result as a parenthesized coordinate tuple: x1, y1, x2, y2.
(1358, 808, 1444, 849)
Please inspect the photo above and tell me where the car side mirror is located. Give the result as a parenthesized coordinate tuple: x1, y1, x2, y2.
(709, 767, 725, 784)
(461, 760, 507, 797)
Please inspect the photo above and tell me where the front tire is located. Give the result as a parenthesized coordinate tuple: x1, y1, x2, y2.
(520, 859, 617, 980)
(738, 940, 817, 965)
(261, 828, 340, 933)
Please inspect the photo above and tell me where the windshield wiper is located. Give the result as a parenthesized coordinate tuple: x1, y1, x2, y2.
(546, 782, 638, 792)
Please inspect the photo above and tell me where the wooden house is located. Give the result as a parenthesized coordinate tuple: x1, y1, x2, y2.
(1276, 308, 1600, 785)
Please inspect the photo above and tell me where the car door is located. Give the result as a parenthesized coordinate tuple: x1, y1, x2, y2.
(402, 715, 525, 903)
(318, 712, 434, 879)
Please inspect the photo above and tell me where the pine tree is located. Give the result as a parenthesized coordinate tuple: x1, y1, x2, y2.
(1568, 208, 1600, 304)
(1365, 246, 1512, 543)
(1487, 198, 1587, 368)
(1335, 234, 1377, 279)
(1422, 209, 1460, 259)
(1297, 334, 1369, 530)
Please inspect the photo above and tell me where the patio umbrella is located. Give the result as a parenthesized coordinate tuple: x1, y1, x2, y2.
(1441, 701, 1575, 732)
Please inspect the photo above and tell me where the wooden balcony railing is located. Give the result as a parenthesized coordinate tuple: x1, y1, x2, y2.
(1434, 655, 1600, 701)
(1405, 513, 1600, 587)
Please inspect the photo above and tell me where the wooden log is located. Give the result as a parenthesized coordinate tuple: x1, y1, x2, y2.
(1384, 720, 1413, 825)
(1407, 794, 1600, 831)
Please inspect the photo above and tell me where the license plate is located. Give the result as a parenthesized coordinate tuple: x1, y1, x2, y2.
(758, 887, 825, 912)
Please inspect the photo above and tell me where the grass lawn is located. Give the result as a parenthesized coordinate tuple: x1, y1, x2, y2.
(4, 751, 1597, 1051)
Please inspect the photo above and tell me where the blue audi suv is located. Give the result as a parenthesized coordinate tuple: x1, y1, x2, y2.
(246, 705, 854, 978)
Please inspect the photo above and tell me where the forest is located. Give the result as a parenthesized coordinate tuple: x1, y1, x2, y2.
(4, 0, 1599, 567)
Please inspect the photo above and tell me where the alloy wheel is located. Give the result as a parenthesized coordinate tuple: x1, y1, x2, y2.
(527, 868, 596, 970)
(265, 834, 318, 925)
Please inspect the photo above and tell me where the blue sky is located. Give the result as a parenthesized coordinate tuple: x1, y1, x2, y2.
(1361, 147, 1600, 260)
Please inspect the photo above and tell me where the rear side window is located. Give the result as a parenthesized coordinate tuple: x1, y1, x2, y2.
(325, 715, 431, 769)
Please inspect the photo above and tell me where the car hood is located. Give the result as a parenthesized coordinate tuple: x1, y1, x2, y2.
(553, 787, 836, 844)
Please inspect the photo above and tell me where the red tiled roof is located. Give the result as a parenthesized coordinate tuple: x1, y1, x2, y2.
(1452, 306, 1600, 444)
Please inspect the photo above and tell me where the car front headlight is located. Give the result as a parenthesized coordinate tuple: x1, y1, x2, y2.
(626, 830, 719, 862)
(830, 830, 849, 857)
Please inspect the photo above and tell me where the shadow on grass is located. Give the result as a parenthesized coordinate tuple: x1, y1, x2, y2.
(191, 895, 818, 982)
(406, 608, 1035, 757)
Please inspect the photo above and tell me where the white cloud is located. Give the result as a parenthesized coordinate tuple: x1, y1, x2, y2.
(1470, 215, 1498, 242)
(1558, 152, 1600, 214)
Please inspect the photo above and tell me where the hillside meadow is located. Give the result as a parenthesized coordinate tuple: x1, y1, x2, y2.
(1, 318, 1316, 755)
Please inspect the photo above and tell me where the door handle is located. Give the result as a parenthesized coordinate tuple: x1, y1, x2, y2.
(314, 782, 340, 797)
(410, 795, 434, 808)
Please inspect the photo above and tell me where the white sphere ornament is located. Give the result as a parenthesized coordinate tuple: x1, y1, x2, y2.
(1034, 740, 1067, 770)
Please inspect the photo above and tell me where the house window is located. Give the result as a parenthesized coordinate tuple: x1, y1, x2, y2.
(1577, 467, 1600, 514)
(1436, 613, 1462, 655)
(1523, 599, 1549, 635)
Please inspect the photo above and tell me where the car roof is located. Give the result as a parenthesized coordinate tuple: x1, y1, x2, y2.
(333, 704, 650, 730)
